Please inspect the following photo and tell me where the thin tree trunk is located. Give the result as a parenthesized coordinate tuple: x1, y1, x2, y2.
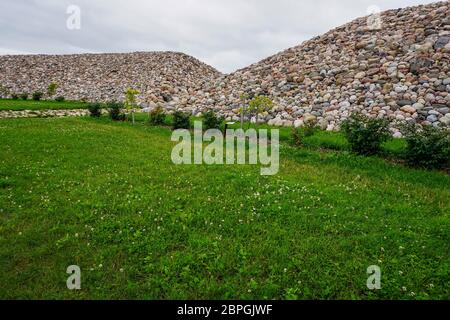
(256, 113, 259, 137)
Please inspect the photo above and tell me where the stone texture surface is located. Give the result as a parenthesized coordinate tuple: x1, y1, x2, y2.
(0, 52, 220, 105)
(201, 1, 450, 131)
(0, 109, 92, 119)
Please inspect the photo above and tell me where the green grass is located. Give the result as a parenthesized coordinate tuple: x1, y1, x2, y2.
(0, 99, 90, 111)
(0, 116, 449, 300)
(135, 113, 407, 156)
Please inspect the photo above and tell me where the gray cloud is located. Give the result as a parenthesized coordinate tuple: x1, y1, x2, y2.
(0, 0, 438, 73)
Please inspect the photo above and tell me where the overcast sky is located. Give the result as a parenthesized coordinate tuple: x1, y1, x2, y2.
(0, 0, 439, 73)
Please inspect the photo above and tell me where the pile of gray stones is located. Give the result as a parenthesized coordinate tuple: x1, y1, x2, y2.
(0, 1, 449, 136)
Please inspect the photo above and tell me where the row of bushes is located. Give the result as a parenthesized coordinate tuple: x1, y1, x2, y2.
(91, 103, 224, 131)
(1, 83, 62, 102)
(150, 108, 223, 130)
(88, 102, 125, 121)
(293, 113, 449, 170)
(90, 104, 448, 171)
(9, 92, 65, 102)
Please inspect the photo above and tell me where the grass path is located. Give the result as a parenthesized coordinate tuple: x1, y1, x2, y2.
(0, 117, 448, 299)
(0, 99, 90, 111)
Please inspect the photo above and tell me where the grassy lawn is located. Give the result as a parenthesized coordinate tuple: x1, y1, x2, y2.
(135, 112, 407, 157)
(0, 99, 91, 111)
(0, 116, 449, 300)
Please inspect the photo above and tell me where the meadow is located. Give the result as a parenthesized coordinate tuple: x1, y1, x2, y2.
(0, 115, 449, 299)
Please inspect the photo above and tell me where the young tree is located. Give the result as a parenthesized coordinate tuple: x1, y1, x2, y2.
(47, 82, 58, 98)
(0, 84, 9, 99)
(125, 88, 140, 124)
(239, 93, 250, 129)
(248, 95, 273, 129)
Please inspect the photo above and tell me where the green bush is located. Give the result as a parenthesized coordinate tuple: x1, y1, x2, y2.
(11, 93, 19, 100)
(400, 124, 450, 170)
(341, 113, 391, 156)
(291, 123, 317, 147)
(172, 111, 190, 130)
(291, 128, 303, 146)
(149, 106, 166, 126)
(20, 93, 28, 100)
(47, 83, 58, 97)
(108, 101, 125, 121)
(303, 121, 317, 137)
(32, 91, 43, 101)
(248, 95, 273, 126)
(88, 103, 102, 118)
(55, 96, 65, 102)
(203, 110, 223, 130)
(0, 85, 9, 99)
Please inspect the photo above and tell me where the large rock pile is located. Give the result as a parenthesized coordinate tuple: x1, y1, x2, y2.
(199, 1, 450, 132)
(0, 2, 449, 132)
(0, 51, 220, 105)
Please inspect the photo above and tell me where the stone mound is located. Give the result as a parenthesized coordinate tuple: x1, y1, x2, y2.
(201, 1, 450, 131)
(0, 51, 221, 105)
(0, 2, 449, 131)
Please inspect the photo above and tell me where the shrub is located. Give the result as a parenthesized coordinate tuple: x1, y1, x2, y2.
(20, 93, 29, 100)
(172, 111, 190, 130)
(248, 95, 273, 128)
(149, 106, 166, 126)
(32, 91, 44, 101)
(0, 85, 9, 99)
(341, 113, 391, 156)
(47, 83, 58, 97)
(203, 110, 223, 130)
(55, 96, 65, 102)
(124, 88, 140, 124)
(291, 123, 317, 147)
(107, 101, 125, 121)
(11, 93, 19, 100)
(400, 123, 450, 170)
(291, 128, 303, 146)
(303, 120, 317, 137)
(88, 103, 102, 118)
